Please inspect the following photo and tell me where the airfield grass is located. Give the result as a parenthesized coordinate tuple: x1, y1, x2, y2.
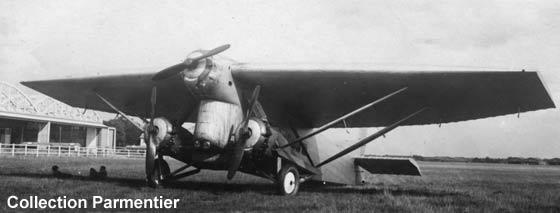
(0, 156, 559, 212)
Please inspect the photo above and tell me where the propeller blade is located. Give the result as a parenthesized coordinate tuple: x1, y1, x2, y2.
(146, 86, 158, 185)
(226, 85, 261, 179)
(240, 85, 261, 133)
(152, 44, 230, 81)
(145, 133, 157, 182)
(246, 85, 261, 118)
(189, 44, 230, 63)
(227, 131, 246, 179)
(150, 87, 157, 122)
(152, 63, 188, 81)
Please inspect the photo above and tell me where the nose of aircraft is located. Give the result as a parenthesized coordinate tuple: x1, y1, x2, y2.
(151, 44, 230, 81)
(181, 51, 209, 81)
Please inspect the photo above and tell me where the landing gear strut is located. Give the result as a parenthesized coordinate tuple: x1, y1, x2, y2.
(277, 163, 300, 195)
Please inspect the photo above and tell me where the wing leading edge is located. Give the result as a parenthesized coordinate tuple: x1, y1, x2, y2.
(21, 73, 197, 123)
(232, 65, 555, 128)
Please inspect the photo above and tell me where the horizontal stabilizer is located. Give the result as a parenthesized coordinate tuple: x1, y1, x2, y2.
(355, 157, 421, 176)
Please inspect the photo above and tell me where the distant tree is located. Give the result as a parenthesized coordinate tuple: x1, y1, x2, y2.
(103, 116, 142, 146)
(546, 158, 560, 165)
(412, 155, 424, 161)
(507, 157, 523, 164)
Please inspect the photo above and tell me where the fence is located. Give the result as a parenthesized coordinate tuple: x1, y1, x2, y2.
(0, 143, 146, 158)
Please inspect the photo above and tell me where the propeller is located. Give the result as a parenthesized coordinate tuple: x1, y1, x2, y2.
(227, 85, 261, 179)
(96, 86, 166, 186)
(145, 86, 159, 185)
(152, 44, 231, 81)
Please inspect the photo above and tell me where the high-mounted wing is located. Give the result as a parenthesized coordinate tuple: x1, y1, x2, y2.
(21, 73, 196, 123)
(232, 64, 555, 128)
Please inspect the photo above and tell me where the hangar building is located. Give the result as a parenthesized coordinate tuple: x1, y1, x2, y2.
(0, 81, 115, 148)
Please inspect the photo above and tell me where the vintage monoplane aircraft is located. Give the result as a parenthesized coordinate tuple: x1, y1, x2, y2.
(21, 45, 555, 195)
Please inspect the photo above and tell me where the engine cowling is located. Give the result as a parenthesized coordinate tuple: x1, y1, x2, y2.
(243, 118, 270, 148)
(144, 117, 173, 145)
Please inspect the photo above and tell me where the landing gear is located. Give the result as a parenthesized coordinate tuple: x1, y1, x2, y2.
(277, 163, 300, 196)
(147, 158, 170, 187)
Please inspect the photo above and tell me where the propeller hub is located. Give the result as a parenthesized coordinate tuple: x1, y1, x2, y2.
(237, 118, 269, 148)
(182, 51, 208, 81)
(144, 117, 173, 144)
(152, 44, 230, 81)
(147, 125, 158, 135)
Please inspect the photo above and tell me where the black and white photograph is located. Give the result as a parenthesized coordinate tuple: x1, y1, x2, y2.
(0, 0, 559, 212)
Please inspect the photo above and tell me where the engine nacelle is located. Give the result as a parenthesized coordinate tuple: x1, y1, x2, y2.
(179, 52, 244, 153)
(242, 118, 270, 148)
(143, 117, 173, 145)
(194, 100, 243, 150)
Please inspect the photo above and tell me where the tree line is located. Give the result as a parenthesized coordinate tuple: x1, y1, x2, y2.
(412, 155, 560, 165)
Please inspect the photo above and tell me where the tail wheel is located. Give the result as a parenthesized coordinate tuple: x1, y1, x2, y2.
(277, 163, 300, 196)
(150, 158, 170, 187)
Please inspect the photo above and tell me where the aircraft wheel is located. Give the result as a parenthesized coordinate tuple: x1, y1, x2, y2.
(151, 158, 171, 187)
(277, 164, 300, 196)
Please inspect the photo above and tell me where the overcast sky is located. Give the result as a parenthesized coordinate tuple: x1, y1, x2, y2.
(1, 0, 559, 158)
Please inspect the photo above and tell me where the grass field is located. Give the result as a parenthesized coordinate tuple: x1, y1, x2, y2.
(0, 156, 559, 212)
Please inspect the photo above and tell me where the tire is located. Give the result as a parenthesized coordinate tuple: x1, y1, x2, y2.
(277, 164, 300, 196)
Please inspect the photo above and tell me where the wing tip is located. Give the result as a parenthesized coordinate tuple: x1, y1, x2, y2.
(19, 80, 38, 90)
(19, 80, 51, 92)
(534, 71, 556, 109)
(19, 80, 32, 85)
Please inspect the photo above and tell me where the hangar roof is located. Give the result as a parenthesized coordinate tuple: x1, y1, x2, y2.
(0, 81, 106, 127)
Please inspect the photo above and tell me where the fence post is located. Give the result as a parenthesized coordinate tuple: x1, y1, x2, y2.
(36, 145, 39, 157)
(127, 149, 130, 158)
(12, 144, 15, 156)
(58, 146, 61, 157)
(77, 147, 80, 157)
(86, 148, 89, 157)
(24, 144, 28, 156)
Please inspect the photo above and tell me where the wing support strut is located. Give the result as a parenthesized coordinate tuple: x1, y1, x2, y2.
(94, 92, 144, 131)
(315, 107, 427, 168)
(278, 87, 408, 149)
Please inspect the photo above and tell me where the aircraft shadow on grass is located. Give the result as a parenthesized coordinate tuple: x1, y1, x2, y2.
(0, 172, 461, 197)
